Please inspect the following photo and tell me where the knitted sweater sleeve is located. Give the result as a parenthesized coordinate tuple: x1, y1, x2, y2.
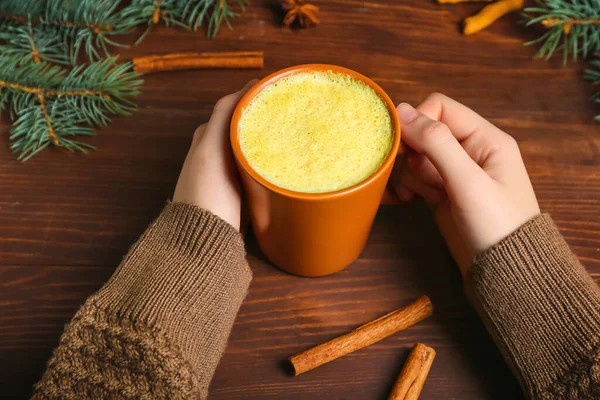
(32, 202, 252, 399)
(465, 214, 600, 399)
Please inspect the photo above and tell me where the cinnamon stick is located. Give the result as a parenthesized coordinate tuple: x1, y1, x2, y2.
(289, 296, 433, 375)
(132, 51, 264, 73)
(438, 0, 491, 3)
(388, 343, 436, 400)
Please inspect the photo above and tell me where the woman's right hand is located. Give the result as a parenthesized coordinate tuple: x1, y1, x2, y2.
(173, 80, 257, 231)
(390, 93, 540, 277)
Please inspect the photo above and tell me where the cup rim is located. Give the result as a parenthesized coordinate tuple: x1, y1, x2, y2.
(230, 64, 401, 201)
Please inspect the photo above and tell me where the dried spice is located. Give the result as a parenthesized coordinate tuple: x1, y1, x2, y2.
(282, 0, 320, 28)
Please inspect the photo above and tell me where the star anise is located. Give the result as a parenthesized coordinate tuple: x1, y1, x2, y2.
(282, 0, 320, 28)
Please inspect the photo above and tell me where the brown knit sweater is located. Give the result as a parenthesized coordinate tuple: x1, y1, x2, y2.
(32, 203, 600, 399)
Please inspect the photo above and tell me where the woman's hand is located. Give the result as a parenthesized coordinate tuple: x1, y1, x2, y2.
(391, 93, 540, 276)
(173, 80, 257, 231)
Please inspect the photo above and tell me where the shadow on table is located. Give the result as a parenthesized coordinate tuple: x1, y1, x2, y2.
(375, 203, 525, 400)
(241, 202, 524, 399)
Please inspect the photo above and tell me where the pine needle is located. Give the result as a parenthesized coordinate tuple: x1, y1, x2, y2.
(0, 56, 143, 160)
(524, 0, 600, 64)
(124, 0, 247, 43)
(584, 54, 600, 120)
(0, 0, 139, 64)
(0, 0, 248, 160)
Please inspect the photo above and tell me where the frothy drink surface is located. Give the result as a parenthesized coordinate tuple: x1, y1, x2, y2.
(238, 71, 393, 193)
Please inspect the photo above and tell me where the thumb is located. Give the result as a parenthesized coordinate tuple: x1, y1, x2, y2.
(396, 103, 484, 196)
(204, 79, 259, 146)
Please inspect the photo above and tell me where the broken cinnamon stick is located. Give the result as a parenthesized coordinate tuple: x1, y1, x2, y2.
(289, 296, 433, 375)
(388, 343, 436, 400)
(132, 51, 264, 73)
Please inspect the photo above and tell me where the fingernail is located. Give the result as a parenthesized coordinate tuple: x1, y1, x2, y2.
(396, 103, 418, 123)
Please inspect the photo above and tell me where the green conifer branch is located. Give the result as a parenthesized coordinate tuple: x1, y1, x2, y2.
(124, 0, 247, 45)
(0, 0, 138, 64)
(584, 55, 600, 121)
(179, 0, 248, 38)
(0, 0, 248, 63)
(123, 0, 189, 45)
(43, 0, 138, 62)
(0, 56, 143, 161)
(523, 1, 600, 120)
(0, 22, 69, 65)
(0, 0, 44, 21)
(0, 0, 248, 161)
(524, 0, 600, 64)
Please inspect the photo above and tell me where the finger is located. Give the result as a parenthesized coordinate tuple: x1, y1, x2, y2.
(405, 93, 518, 182)
(401, 168, 446, 205)
(396, 103, 485, 196)
(179, 124, 207, 176)
(407, 121, 520, 189)
(395, 184, 415, 202)
(174, 125, 206, 202)
(390, 161, 446, 205)
(406, 152, 444, 190)
(191, 123, 207, 148)
(205, 79, 259, 144)
(416, 92, 506, 143)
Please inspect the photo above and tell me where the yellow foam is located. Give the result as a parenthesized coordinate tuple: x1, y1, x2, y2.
(238, 71, 393, 193)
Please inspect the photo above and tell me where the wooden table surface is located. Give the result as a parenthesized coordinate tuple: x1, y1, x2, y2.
(1, 1, 599, 398)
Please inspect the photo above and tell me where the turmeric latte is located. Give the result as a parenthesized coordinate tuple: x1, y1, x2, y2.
(238, 71, 393, 193)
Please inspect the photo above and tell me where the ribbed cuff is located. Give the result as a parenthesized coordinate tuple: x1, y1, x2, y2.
(94, 202, 252, 390)
(465, 214, 600, 398)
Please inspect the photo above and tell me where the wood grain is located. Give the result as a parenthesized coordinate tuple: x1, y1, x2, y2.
(0, 0, 598, 398)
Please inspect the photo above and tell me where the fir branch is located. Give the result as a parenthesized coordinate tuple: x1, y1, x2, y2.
(43, 0, 138, 63)
(584, 54, 600, 120)
(0, 0, 45, 21)
(0, 57, 65, 118)
(524, 0, 600, 64)
(0, 22, 69, 65)
(0, 0, 249, 160)
(180, 0, 248, 38)
(9, 100, 96, 161)
(0, 56, 143, 160)
(59, 59, 143, 126)
(0, 0, 138, 64)
(0, 0, 248, 60)
(124, 0, 189, 45)
(37, 93, 59, 145)
(124, 0, 246, 44)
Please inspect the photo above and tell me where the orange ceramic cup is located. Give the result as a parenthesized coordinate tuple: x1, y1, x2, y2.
(230, 64, 401, 277)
